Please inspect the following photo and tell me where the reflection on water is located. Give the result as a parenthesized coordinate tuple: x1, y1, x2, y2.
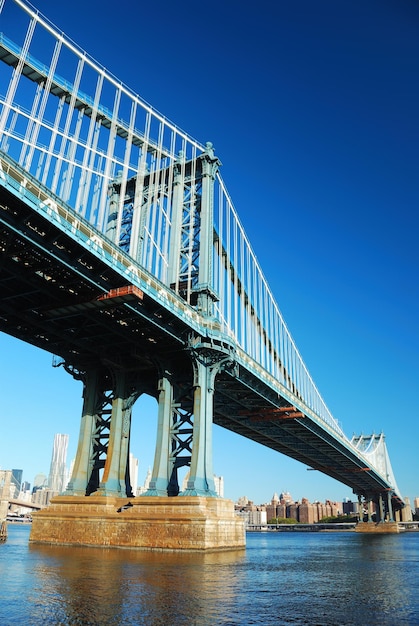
(28, 543, 246, 625)
(1, 526, 419, 625)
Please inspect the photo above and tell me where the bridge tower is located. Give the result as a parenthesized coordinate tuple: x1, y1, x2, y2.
(0, 470, 12, 541)
(30, 144, 245, 551)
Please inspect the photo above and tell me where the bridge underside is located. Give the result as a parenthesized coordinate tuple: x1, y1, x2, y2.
(0, 176, 403, 511)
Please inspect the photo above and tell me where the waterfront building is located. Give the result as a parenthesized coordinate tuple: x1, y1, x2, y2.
(287, 503, 298, 521)
(235, 497, 267, 525)
(342, 499, 358, 515)
(48, 434, 69, 494)
(276, 503, 286, 518)
(266, 494, 287, 521)
(279, 491, 293, 505)
(298, 498, 316, 523)
(266, 493, 280, 520)
(248, 508, 267, 525)
(400, 497, 413, 522)
(243, 495, 344, 524)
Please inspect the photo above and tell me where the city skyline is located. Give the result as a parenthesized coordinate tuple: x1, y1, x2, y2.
(0, 0, 418, 505)
(8, 447, 415, 514)
(2, 421, 418, 508)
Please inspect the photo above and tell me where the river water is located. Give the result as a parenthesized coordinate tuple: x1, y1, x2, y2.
(1, 525, 418, 625)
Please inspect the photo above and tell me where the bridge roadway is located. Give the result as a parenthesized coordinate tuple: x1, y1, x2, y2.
(8, 499, 43, 510)
(0, 151, 404, 509)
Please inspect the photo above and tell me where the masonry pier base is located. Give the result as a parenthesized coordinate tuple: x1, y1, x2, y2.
(29, 495, 246, 552)
(355, 521, 400, 534)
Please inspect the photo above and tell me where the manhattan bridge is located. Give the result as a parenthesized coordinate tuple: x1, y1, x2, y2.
(0, 0, 404, 543)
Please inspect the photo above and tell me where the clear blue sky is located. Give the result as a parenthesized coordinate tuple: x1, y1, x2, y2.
(0, 0, 418, 506)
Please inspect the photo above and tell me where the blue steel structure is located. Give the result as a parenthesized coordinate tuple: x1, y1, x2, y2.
(0, 0, 404, 520)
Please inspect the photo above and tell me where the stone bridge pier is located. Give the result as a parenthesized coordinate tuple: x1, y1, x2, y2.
(30, 338, 245, 552)
(355, 492, 401, 534)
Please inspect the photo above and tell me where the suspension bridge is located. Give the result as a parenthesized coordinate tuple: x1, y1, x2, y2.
(0, 0, 404, 549)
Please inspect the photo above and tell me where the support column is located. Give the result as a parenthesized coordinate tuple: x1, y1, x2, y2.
(367, 498, 373, 522)
(358, 495, 363, 522)
(97, 371, 138, 497)
(66, 368, 102, 496)
(144, 340, 236, 499)
(65, 365, 140, 498)
(145, 377, 173, 496)
(387, 491, 394, 522)
(378, 494, 385, 522)
(181, 354, 217, 496)
(182, 340, 236, 497)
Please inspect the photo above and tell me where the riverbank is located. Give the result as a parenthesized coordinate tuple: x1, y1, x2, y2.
(247, 521, 419, 532)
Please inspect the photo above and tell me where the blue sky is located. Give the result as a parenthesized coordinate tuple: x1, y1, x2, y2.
(0, 0, 418, 506)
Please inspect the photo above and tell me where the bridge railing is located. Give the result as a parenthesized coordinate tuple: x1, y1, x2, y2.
(212, 173, 345, 435)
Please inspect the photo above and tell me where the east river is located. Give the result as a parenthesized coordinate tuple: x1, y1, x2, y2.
(1, 525, 418, 625)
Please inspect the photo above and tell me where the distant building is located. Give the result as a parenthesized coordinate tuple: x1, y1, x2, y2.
(129, 453, 139, 496)
(48, 434, 69, 494)
(179, 471, 224, 497)
(299, 498, 316, 523)
(400, 497, 413, 522)
(213, 475, 224, 497)
(342, 499, 358, 515)
(11, 469, 23, 498)
(279, 491, 293, 505)
(242, 495, 343, 524)
(33, 473, 47, 490)
(287, 503, 298, 521)
(137, 467, 152, 495)
(32, 487, 55, 507)
(248, 508, 267, 525)
(235, 497, 267, 525)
